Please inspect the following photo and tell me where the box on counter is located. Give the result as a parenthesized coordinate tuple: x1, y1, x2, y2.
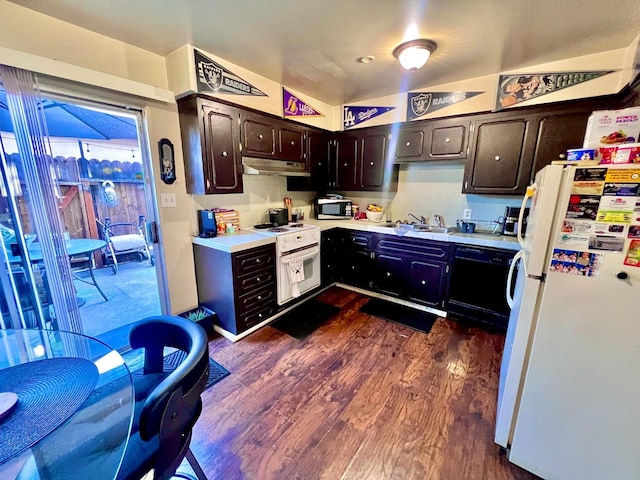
(566, 148, 597, 162)
(598, 143, 640, 164)
(583, 107, 640, 150)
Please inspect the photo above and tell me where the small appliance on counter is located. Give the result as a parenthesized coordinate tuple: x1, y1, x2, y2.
(314, 194, 353, 219)
(269, 208, 289, 226)
(502, 206, 529, 236)
(197, 210, 217, 238)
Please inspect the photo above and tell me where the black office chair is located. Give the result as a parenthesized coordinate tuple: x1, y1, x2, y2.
(117, 315, 210, 480)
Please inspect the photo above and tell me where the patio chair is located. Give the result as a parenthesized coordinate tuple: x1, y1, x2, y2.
(97, 215, 154, 274)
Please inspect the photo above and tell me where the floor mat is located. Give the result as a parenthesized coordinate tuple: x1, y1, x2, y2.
(127, 350, 230, 391)
(271, 298, 341, 340)
(359, 298, 438, 334)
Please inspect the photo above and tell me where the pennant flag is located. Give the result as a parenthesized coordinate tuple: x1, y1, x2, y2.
(283, 88, 324, 117)
(496, 71, 615, 110)
(407, 91, 483, 121)
(194, 49, 267, 97)
(343, 106, 395, 129)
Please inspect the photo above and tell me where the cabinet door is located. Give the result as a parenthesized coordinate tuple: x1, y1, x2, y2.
(202, 104, 242, 193)
(394, 126, 426, 161)
(428, 121, 469, 160)
(374, 253, 405, 297)
(531, 111, 590, 178)
(359, 131, 387, 189)
(340, 249, 371, 288)
(408, 260, 447, 308)
(287, 130, 330, 191)
(241, 114, 276, 157)
(278, 124, 305, 162)
(464, 117, 534, 194)
(335, 135, 359, 190)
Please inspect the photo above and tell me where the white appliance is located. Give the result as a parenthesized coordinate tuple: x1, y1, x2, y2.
(496, 163, 640, 479)
(253, 224, 321, 305)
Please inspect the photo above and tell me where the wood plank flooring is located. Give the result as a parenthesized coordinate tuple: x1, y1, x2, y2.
(191, 287, 539, 480)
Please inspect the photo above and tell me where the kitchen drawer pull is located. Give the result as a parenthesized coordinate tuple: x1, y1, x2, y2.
(343, 163, 348, 167)
(258, 134, 264, 140)
(494, 155, 501, 161)
(370, 162, 374, 166)
(256, 259, 261, 263)
(421, 280, 426, 285)
(386, 272, 391, 276)
(258, 313, 263, 318)
(222, 151, 228, 157)
(406, 141, 411, 146)
(257, 277, 261, 282)
(257, 295, 262, 300)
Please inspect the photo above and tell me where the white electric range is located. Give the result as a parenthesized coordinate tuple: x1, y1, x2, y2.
(251, 223, 321, 305)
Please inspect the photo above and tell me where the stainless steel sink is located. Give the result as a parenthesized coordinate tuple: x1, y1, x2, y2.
(377, 222, 458, 233)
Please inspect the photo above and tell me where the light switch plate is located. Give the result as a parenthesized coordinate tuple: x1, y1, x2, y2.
(463, 208, 472, 220)
(161, 193, 177, 208)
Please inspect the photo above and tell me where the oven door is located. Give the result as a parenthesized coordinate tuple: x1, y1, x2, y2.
(277, 245, 321, 305)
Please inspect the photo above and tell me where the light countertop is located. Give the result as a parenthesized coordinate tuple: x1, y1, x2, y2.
(192, 218, 520, 253)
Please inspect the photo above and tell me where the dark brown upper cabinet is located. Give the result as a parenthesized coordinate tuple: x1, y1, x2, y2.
(394, 125, 426, 161)
(287, 129, 331, 192)
(463, 114, 535, 195)
(178, 96, 242, 194)
(277, 123, 306, 162)
(334, 134, 359, 190)
(240, 112, 276, 157)
(426, 118, 470, 160)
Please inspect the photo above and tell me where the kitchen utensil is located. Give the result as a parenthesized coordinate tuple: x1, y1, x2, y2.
(284, 197, 293, 222)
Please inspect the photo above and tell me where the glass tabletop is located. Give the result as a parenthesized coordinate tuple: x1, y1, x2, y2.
(0, 329, 134, 479)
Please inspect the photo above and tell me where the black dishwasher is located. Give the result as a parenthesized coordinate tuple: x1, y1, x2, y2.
(447, 245, 517, 331)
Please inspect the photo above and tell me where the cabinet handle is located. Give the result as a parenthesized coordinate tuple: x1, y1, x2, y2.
(494, 155, 501, 161)
(351, 266, 355, 270)
(258, 313, 263, 319)
(406, 141, 411, 146)
(222, 151, 228, 157)
(370, 162, 374, 166)
(256, 259, 261, 263)
(317, 162, 322, 166)
(445, 137, 451, 143)
(386, 272, 391, 277)
(258, 295, 262, 300)
(206, 179, 210, 189)
(290, 140, 295, 145)
(257, 277, 261, 282)
(421, 280, 426, 285)
(343, 163, 348, 167)
(559, 154, 566, 159)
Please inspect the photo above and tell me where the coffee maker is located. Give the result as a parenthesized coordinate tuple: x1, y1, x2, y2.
(198, 210, 217, 238)
(502, 206, 529, 236)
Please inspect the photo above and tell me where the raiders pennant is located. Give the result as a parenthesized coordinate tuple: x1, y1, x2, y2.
(195, 49, 267, 96)
(407, 91, 483, 121)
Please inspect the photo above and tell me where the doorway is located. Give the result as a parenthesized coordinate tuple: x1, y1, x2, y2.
(0, 80, 165, 350)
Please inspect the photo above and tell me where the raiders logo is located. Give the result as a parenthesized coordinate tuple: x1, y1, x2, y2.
(199, 61, 223, 91)
(411, 93, 432, 117)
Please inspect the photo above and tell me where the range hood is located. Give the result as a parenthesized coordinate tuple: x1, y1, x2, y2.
(242, 157, 310, 177)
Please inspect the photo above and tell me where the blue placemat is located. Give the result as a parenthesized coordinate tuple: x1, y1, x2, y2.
(0, 357, 99, 463)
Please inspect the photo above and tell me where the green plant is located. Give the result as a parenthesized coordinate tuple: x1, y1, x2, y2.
(186, 308, 209, 322)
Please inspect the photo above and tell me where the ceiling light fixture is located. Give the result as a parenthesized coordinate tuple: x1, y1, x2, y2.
(393, 39, 437, 72)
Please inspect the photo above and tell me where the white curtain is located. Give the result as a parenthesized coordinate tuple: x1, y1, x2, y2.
(0, 65, 82, 332)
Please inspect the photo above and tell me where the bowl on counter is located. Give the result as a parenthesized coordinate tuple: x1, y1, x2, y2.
(366, 210, 384, 222)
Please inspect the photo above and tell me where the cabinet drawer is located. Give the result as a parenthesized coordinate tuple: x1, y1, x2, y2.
(342, 232, 372, 250)
(237, 284, 275, 315)
(237, 269, 275, 295)
(237, 304, 275, 332)
(234, 245, 275, 276)
(376, 236, 450, 261)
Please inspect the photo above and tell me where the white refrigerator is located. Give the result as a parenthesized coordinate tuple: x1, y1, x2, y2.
(495, 163, 640, 479)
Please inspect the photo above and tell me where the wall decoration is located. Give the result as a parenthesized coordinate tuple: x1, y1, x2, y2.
(407, 91, 483, 120)
(158, 138, 176, 185)
(495, 71, 615, 110)
(343, 106, 395, 129)
(283, 88, 324, 117)
(194, 49, 267, 96)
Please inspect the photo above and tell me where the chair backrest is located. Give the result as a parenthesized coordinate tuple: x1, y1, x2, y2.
(128, 316, 209, 479)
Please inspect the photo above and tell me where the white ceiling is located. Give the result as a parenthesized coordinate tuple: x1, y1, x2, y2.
(9, 0, 640, 106)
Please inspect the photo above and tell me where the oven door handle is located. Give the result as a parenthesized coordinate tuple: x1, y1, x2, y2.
(280, 247, 320, 263)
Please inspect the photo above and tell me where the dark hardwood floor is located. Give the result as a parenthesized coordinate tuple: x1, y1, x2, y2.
(191, 287, 538, 480)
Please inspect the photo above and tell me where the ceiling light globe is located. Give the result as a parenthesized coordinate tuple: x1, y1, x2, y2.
(393, 39, 437, 72)
(398, 47, 431, 71)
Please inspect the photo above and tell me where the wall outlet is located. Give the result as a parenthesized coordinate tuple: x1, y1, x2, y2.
(463, 208, 472, 220)
(161, 193, 177, 208)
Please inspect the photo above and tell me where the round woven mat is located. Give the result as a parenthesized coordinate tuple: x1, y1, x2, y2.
(0, 357, 99, 463)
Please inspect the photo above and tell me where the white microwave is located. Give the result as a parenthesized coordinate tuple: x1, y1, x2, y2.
(314, 196, 353, 219)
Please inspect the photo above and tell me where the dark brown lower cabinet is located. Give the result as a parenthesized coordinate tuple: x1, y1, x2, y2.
(193, 243, 276, 335)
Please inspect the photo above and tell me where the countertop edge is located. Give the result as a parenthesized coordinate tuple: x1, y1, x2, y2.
(192, 233, 276, 253)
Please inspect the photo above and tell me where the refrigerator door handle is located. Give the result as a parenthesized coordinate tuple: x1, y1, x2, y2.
(518, 184, 535, 248)
(506, 249, 524, 308)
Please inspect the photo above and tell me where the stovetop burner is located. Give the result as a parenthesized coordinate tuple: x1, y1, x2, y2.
(289, 223, 305, 228)
(268, 227, 289, 233)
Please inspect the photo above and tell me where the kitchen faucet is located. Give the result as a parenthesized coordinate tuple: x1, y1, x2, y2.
(433, 214, 445, 228)
(408, 213, 427, 224)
